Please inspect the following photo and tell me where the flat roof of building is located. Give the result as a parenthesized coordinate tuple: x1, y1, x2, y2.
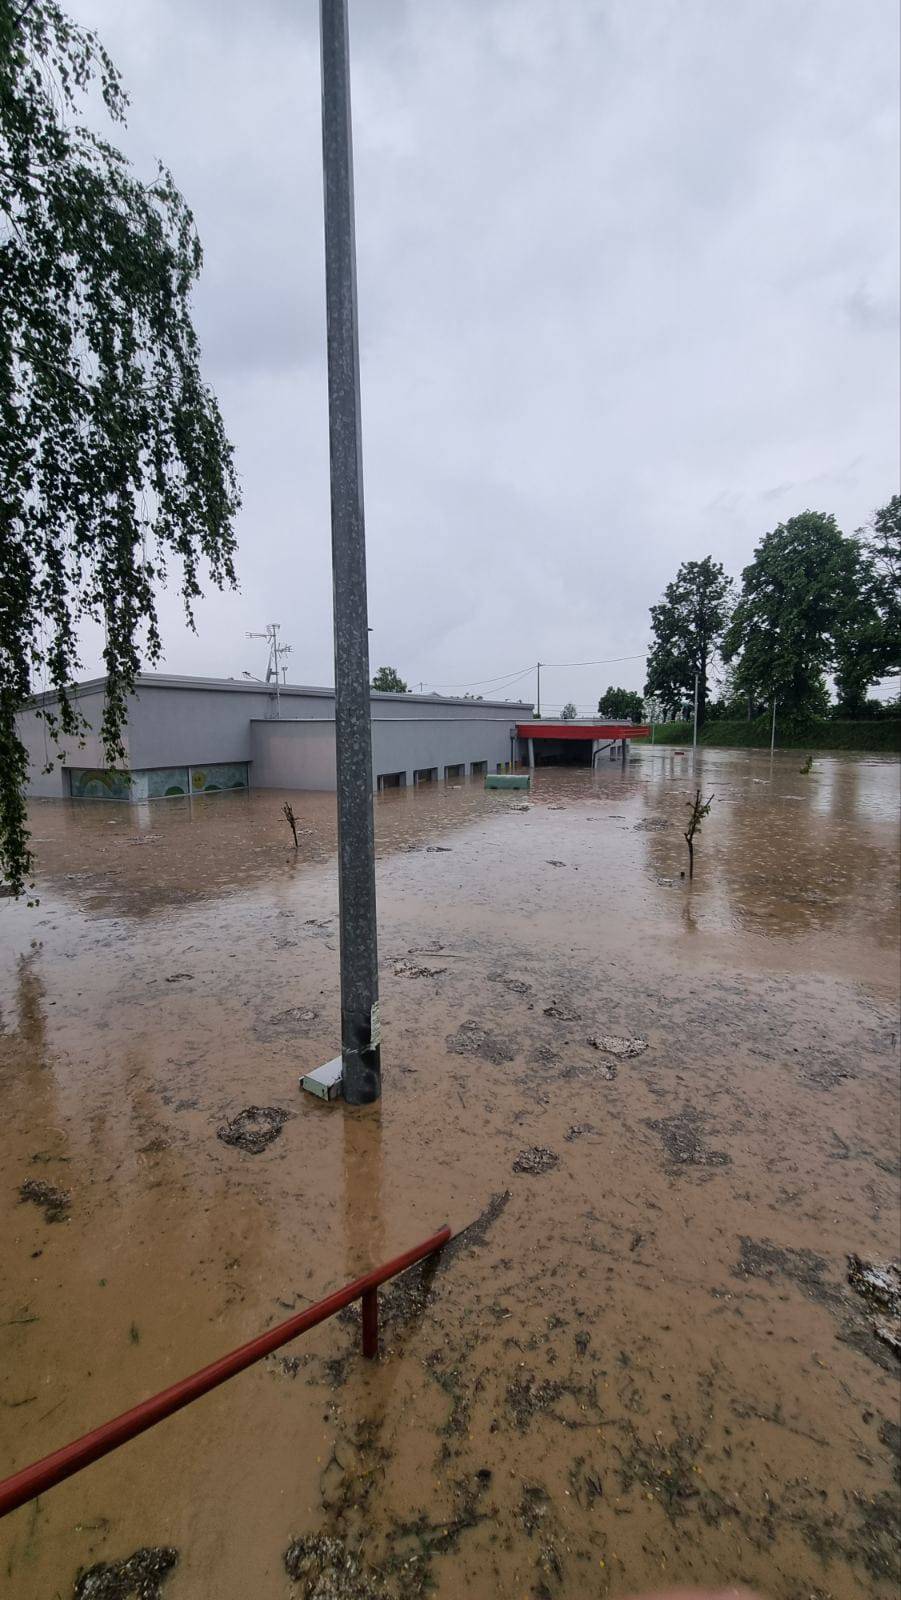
(25, 673, 534, 714)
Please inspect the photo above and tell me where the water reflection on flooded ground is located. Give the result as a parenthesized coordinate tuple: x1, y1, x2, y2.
(1, 750, 898, 1598)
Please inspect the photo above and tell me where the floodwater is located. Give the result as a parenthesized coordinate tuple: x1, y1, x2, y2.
(0, 749, 898, 1600)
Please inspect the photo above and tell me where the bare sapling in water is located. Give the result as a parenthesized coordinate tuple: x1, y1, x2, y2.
(799, 753, 814, 774)
(283, 801, 299, 849)
(684, 788, 714, 881)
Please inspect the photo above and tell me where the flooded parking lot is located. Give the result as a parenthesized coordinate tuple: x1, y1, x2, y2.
(1, 748, 899, 1599)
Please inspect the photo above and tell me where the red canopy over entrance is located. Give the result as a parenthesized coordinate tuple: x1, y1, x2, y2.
(516, 722, 650, 741)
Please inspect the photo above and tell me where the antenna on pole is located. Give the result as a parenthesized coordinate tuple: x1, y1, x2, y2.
(246, 625, 291, 718)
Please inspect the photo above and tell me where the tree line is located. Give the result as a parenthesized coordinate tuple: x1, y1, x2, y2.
(643, 501, 900, 725)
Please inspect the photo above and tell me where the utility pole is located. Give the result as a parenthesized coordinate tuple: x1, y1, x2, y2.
(770, 697, 777, 757)
(319, 0, 380, 1104)
(536, 662, 542, 718)
(692, 672, 699, 752)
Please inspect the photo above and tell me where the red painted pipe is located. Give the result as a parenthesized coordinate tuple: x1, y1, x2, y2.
(0, 1224, 450, 1520)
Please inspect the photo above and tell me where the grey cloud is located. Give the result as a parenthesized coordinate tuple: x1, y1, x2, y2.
(64, 0, 899, 702)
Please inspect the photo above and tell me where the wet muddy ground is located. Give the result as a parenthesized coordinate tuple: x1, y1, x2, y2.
(1, 748, 899, 1599)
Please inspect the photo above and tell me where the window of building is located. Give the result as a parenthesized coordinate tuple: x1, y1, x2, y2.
(377, 771, 406, 791)
(414, 767, 437, 784)
(470, 760, 487, 776)
(67, 762, 248, 801)
(444, 763, 464, 781)
(188, 762, 249, 794)
(68, 768, 132, 800)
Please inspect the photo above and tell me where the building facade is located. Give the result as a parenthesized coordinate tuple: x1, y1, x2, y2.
(18, 675, 534, 799)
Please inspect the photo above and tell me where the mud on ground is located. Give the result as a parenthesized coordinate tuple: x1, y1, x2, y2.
(0, 750, 899, 1599)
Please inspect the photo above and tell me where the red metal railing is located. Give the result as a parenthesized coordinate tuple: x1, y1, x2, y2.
(0, 1224, 450, 1520)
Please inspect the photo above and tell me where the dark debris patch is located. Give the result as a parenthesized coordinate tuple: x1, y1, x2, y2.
(73, 1546, 178, 1600)
(564, 1122, 598, 1142)
(588, 1033, 648, 1058)
(216, 1105, 292, 1154)
(733, 1237, 839, 1306)
(253, 1006, 320, 1042)
(506, 1372, 564, 1429)
(513, 1146, 559, 1175)
(284, 1535, 389, 1599)
(19, 1176, 71, 1223)
(645, 1107, 730, 1169)
(543, 999, 581, 1021)
(442, 1189, 510, 1261)
(847, 1254, 901, 1356)
(446, 1020, 514, 1064)
(488, 972, 532, 995)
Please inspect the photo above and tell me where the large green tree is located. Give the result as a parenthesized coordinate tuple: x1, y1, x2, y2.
(597, 685, 644, 721)
(834, 495, 901, 712)
(371, 666, 408, 693)
(723, 511, 873, 715)
(1, 0, 240, 894)
(645, 557, 733, 724)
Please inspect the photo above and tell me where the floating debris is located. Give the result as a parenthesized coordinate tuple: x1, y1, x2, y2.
(587, 1034, 648, 1058)
(848, 1255, 901, 1356)
(424, 844, 453, 853)
(545, 859, 566, 867)
(164, 972, 193, 983)
(513, 1146, 560, 1175)
(543, 999, 581, 1021)
(254, 1006, 320, 1041)
(74, 1546, 178, 1600)
(284, 1534, 388, 1599)
(564, 1123, 598, 1142)
(19, 1177, 70, 1223)
(446, 1021, 514, 1064)
(488, 972, 532, 995)
(216, 1106, 291, 1154)
(633, 817, 671, 831)
(646, 1108, 730, 1168)
(393, 960, 447, 979)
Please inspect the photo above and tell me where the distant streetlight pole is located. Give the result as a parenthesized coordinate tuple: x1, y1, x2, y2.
(692, 672, 699, 752)
(536, 661, 542, 718)
(319, 0, 380, 1104)
(770, 696, 777, 758)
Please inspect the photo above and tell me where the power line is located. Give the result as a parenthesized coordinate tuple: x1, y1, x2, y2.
(541, 652, 647, 669)
(422, 663, 535, 691)
(419, 652, 647, 693)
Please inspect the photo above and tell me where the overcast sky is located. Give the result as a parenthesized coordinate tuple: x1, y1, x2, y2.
(69, 0, 899, 713)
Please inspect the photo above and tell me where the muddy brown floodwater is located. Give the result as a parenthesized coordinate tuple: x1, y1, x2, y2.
(1, 749, 899, 1600)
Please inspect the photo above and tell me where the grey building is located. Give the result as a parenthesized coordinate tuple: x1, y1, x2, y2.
(18, 675, 534, 800)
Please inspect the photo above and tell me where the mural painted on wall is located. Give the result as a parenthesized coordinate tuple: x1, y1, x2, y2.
(68, 763, 248, 800)
(133, 768, 189, 799)
(189, 763, 248, 793)
(68, 769, 132, 800)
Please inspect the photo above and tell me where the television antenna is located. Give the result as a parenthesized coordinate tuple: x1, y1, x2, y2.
(246, 623, 292, 718)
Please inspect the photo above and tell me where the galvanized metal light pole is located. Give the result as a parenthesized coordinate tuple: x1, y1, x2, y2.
(692, 672, 699, 752)
(319, 0, 380, 1104)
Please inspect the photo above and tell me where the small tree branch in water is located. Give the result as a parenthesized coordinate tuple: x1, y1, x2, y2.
(684, 788, 714, 880)
(283, 801, 299, 849)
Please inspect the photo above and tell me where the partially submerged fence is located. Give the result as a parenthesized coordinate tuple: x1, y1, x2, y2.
(0, 1224, 451, 1519)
